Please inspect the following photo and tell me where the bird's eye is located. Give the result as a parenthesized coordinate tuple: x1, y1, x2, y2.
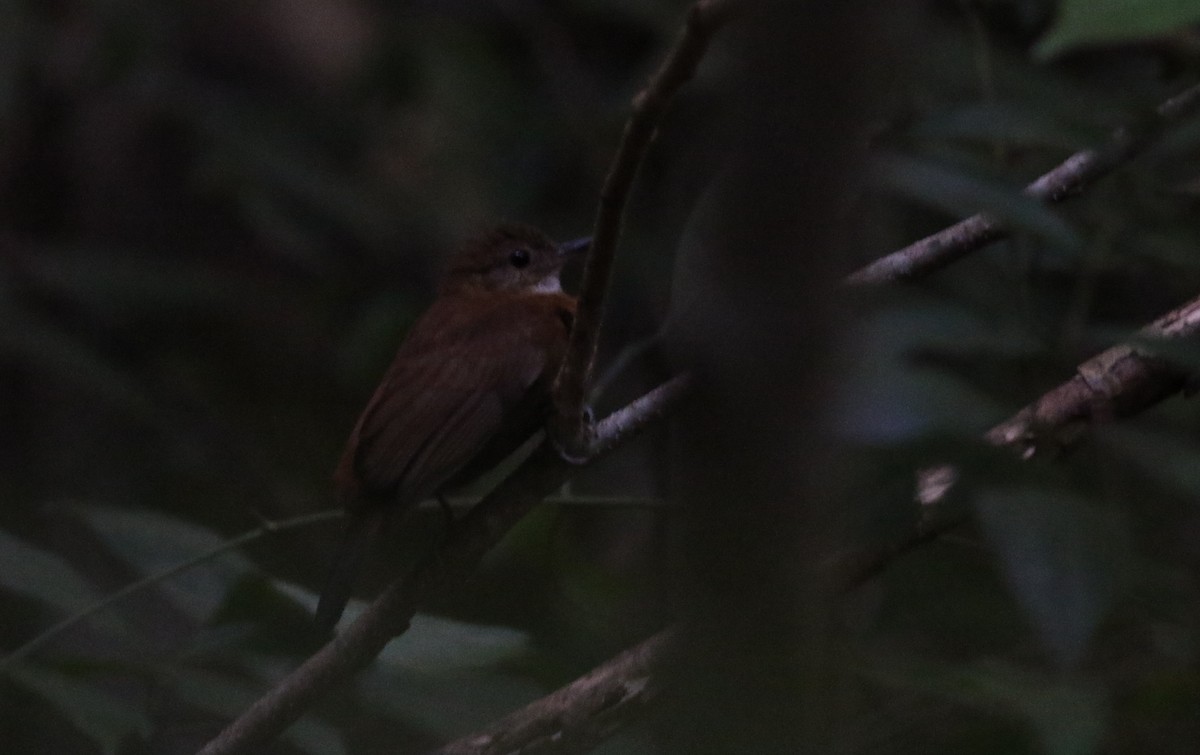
(509, 248, 531, 268)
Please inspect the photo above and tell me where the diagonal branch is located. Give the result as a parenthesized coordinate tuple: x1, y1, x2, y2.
(845, 82, 1200, 286)
(433, 628, 676, 755)
(981, 293, 1200, 457)
(852, 289, 1200, 586)
(552, 0, 739, 454)
(195, 375, 691, 755)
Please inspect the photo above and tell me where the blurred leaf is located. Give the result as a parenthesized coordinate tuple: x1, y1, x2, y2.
(555, 535, 632, 636)
(834, 305, 1009, 444)
(336, 290, 422, 387)
(0, 305, 154, 418)
(1100, 426, 1200, 500)
(856, 650, 1107, 755)
(376, 614, 531, 673)
(210, 576, 324, 656)
(75, 506, 255, 622)
(974, 489, 1126, 667)
(163, 667, 346, 755)
(275, 580, 532, 672)
(912, 103, 1091, 152)
(275, 581, 539, 739)
(1126, 669, 1200, 719)
(6, 665, 152, 755)
(1126, 228, 1200, 271)
(1037, 0, 1200, 58)
(358, 665, 544, 741)
(24, 249, 283, 323)
(870, 152, 1082, 252)
(1080, 327, 1200, 373)
(189, 94, 400, 252)
(0, 530, 102, 616)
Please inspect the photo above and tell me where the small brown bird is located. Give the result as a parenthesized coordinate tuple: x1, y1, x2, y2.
(315, 224, 589, 631)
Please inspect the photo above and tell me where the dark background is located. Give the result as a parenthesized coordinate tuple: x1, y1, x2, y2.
(4, 1, 1200, 753)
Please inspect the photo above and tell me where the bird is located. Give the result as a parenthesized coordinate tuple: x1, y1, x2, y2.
(314, 223, 589, 632)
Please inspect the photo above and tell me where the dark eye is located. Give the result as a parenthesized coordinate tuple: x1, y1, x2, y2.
(509, 248, 531, 268)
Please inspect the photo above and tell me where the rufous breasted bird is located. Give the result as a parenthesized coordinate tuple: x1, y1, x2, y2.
(315, 224, 589, 631)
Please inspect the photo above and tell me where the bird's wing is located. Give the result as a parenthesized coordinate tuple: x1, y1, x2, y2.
(349, 319, 548, 506)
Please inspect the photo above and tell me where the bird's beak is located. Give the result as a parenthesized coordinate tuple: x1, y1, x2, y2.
(558, 236, 592, 257)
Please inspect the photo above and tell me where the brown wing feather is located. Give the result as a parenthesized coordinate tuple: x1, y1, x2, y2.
(319, 291, 572, 631)
(340, 294, 560, 510)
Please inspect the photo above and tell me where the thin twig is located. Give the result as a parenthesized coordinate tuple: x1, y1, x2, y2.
(551, 0, 738, 454)
(828, 506, 968, 591)
(438, 495, 672, 511)
(0, 510, 341, 672)
(433, 629, 676, 755)
(847, 290, 1200, 589)
(195, 375, 691, 755)
(845, 82, 1200, 286)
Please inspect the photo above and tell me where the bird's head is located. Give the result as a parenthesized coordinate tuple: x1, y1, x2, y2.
(441, 223, 590, 295)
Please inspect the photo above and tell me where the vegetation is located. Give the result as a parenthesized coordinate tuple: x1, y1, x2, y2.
(4, 1, 1200, 753)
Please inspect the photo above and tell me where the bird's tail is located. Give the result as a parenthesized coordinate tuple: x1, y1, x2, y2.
(314, 507, 386, 634)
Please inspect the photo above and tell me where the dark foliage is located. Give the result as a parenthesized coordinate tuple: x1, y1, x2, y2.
(4, 1, 1200, 753)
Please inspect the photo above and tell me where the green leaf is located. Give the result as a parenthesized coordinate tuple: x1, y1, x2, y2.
(1100, 426, 1200, 500)
(0, 530, 101, 615)
(834, 306, 1009, 444)
(1037, 0, 1200, 58)
(274, 581, 532, 672)
(369, 616, 537, 737)
(359, 665, 545, 742)
(974, 489, 1126, 667)
(75, 506, 255, 621)
(6, 666, 152, 755)
(912, 103, 1091, 152)
(164, 667, 346, 755)
(869, 151, 1082, 251)
(377, 614, 531, 673)
(272, 581, 541, 740)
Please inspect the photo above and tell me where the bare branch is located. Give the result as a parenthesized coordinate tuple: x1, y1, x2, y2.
(434, 629, 675, 755)
(845, 82, 1200, 286)
(195, 376, 691, 755)
(588, 372, 692, 456)
(983, 294, 1200, 458)
(552, 0, 739, 454)
(848, 291, 1200, 587)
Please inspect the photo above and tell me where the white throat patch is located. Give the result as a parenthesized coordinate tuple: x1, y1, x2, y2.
(531, 275, 562, 294)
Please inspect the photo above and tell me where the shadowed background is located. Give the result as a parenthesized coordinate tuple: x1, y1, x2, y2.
(6, 0, 1200, 753)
